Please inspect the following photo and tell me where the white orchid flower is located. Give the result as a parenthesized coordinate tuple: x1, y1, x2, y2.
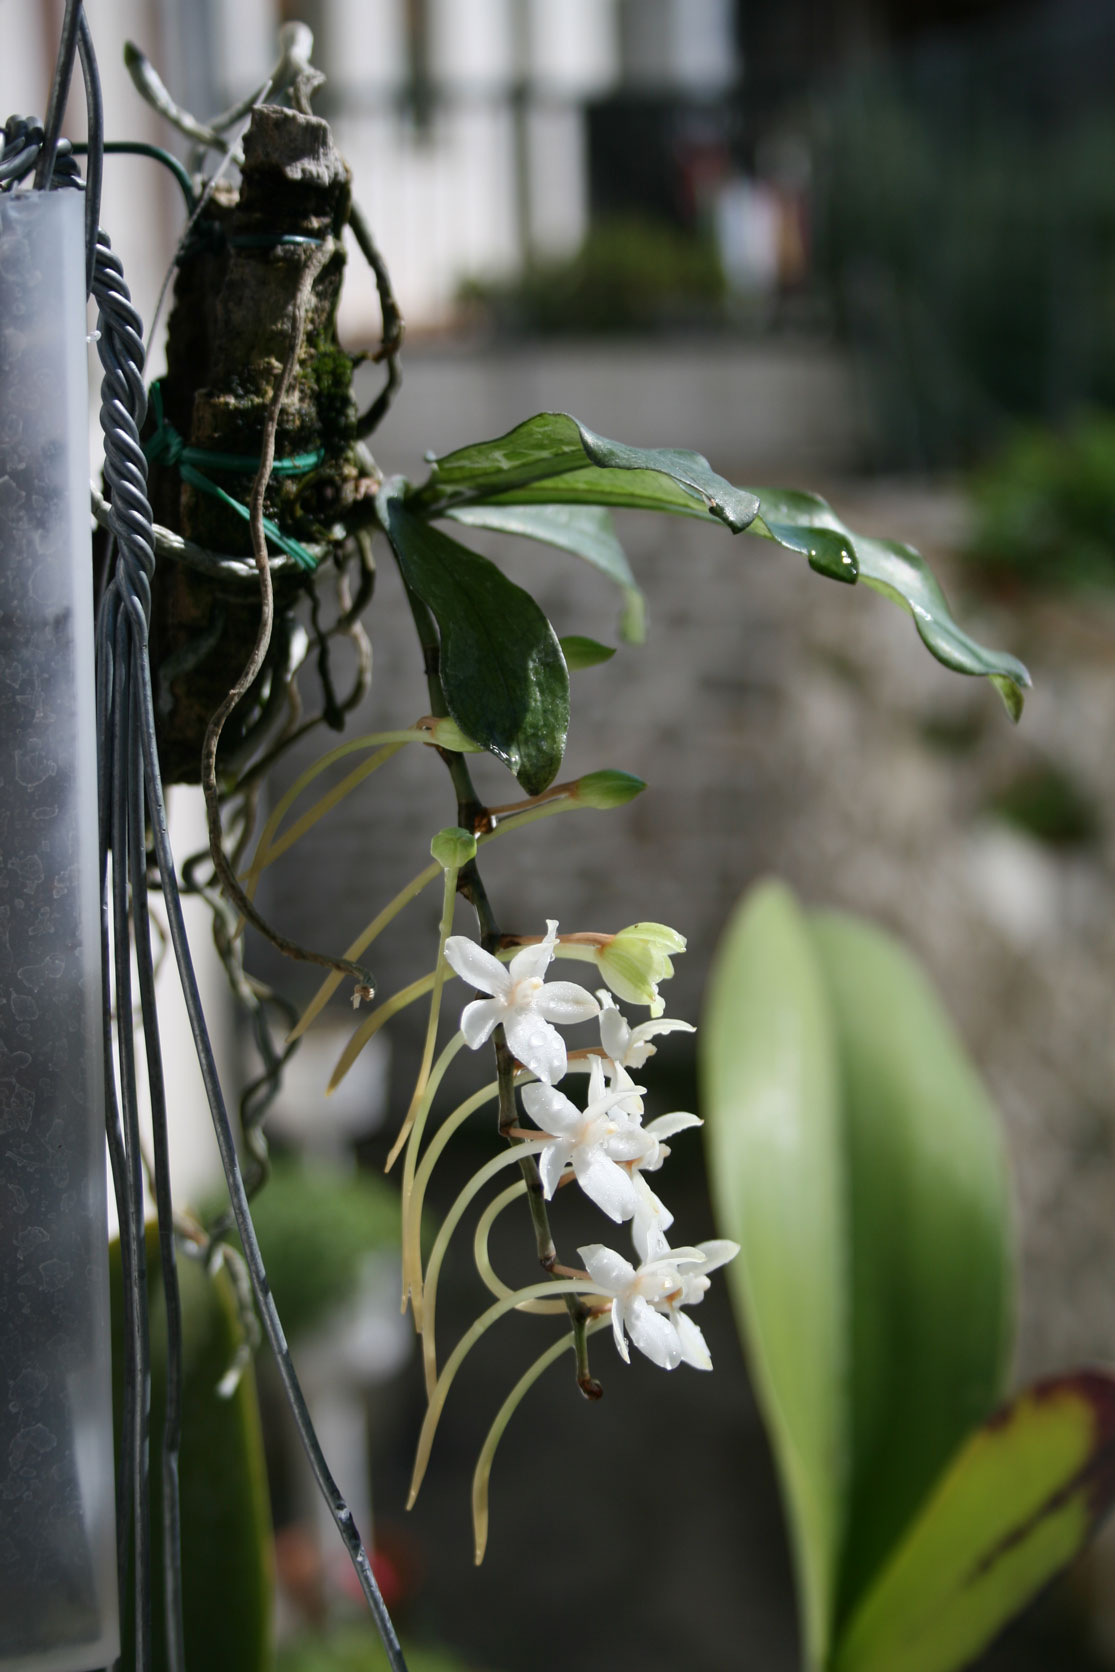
(597, 990, 695, 1072)
(520, 1072, 647, 1223)
(578, 1238, 738, 1372)
(443, 919, 598, 1085)
(522, 1056, 700, 1222)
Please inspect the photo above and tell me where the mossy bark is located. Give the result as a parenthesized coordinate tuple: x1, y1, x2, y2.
(147, 106, 362, 784)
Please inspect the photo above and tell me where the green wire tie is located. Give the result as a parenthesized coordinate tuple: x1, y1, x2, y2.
(143, 380, 325, 572)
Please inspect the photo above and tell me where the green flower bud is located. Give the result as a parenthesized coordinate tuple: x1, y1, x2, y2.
(573, 770, 647, 810)
(430, 826, 477, 870)
(595, 922, 686, 1016)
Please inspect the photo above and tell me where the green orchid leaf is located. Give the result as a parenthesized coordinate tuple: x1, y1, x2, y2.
(407, 410, 761, 533)
(446, 502, 646, 643)
(111, 1229, 273, 1672)
(559, 634, 617, 670)
(380, 489, 569, 794)
(701, 882, 848, 1669)
(852, 533, 1030, 721)
(700, 885, 1014, 1669)
(409, 416, 1029, 715)
(747, 491, 1031, 718)
(834, 1373, 1115, 1672)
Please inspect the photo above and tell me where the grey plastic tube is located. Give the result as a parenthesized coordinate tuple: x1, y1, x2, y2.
(0, 190, 119, 1672)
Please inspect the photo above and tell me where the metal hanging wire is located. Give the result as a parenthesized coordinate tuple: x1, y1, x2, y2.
(2, 6, 408, 1669)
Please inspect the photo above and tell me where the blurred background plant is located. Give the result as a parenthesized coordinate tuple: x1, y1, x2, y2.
(458, 213, 727, 334)
(963, 416, 1115, 595)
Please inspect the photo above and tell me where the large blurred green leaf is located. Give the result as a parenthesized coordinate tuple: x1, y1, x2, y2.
(811, 911, 1014, 1626)
(445, 503, 646, 643)
(700, 884, 1014, 1669)
(834, 1373, 1115, 1672)
(111, 1229, 273, 1672)
(379, 489, 569, 794)
(406, 411, 761, 532)
(701, 882, 849, 1668)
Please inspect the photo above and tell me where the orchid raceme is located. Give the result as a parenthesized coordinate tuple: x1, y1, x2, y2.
(443, 918, 598, 1084)
(578, 1239, 739, 1372)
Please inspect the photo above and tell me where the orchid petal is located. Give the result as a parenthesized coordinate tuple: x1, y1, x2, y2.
(694, 1239, 740, 1276)
(626, 1296, 682, 1370)
(644, 1111, 703, 1141)
(610, 1301, 630, 1363)
(459, 996, 503, 1050)
(604, 1124, 654, 1165)
(504, 1011, 566, 1084)
(444, 936, 508, 996)
(520, 1082, 582, 1136)
(507, 919, 558, 984)
(673, 1311, 713, 1371)
(598, 1004, 630, 1062)
(574, 1149, 639, 1222)
(631, 1182, 674, 1263)
(578, 1243, 635, 1293)
(535, 982, 600, 1025)
(538, 1140, 570, 1200)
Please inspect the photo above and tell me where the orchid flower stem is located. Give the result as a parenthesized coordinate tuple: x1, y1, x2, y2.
(478, 795, 578, 841)
(407, 1279, 606, 1509)
(397, 1033, 468, 1313)
(421, 1141, 548, 1396)
(471, 1316, 610, 1565)
(240, 737, 408, 907)
(405, 1078, 502, 1330)
(472, 1181, 566, 1315)
(387, 863, 459, 1173)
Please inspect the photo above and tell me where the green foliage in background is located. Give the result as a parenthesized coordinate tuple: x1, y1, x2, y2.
(965, 413, 1115, 593)
(820, 65, 1115, 467)
(232, 1156, 402, 1341)
(701, 883, 1115, 1672)
(459, 214, 726, 336)
(110, 1230, 273, 1672)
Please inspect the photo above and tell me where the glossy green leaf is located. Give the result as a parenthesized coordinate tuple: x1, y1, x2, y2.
(410, 417, 1029, 715)
(559, 634, 616, 670)
(111, 1230, 273, 1672)
(701, 882, 849, 1669)
(701, 885, 1014, 1669)
(407, 411, 761, 533)
(747, 490, 1031, 719)
(835, 1373, 1115, 1672)
(446, 502, 646, 643)
(380, 490, 569, 794)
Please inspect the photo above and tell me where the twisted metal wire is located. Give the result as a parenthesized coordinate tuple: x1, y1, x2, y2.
(93, 219, 409, 1672)
(4, 26, 409, 1667)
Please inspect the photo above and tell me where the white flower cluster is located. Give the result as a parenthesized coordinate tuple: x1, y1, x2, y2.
(443, 920, 738, 1373)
